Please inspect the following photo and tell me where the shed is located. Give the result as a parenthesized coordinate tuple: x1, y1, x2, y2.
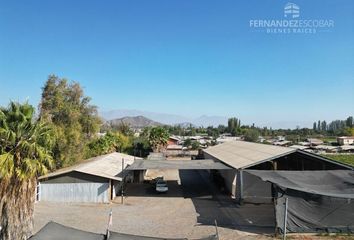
(38, 152, 139, 203)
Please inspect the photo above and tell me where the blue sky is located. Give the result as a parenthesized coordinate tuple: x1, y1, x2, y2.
(0, 0, 353, 128)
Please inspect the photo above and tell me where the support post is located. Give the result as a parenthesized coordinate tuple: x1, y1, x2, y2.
(239, 170, 244, 204)
(283, 197, 288, 240)
(121, 158, 125, 204)
(214, 220, 219, 240)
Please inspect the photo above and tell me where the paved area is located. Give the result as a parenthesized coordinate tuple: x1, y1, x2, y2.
(34, 170, 274, 240)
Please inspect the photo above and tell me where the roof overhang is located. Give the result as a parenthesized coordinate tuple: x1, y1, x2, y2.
(126, 159, 231, 170)
(38, 170, 122, 181)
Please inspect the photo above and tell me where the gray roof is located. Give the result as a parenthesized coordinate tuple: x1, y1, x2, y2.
(126, 159, 231, 170)
(39, 152, 141, 181)
(203, 141, 296, 169)
(29, 221, 104, 240)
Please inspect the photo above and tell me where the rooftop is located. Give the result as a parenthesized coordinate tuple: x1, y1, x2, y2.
(39, 152, 140, 181)
(203, 141, 295, 169)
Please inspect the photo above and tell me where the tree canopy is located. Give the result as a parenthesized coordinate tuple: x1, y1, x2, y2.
(0, 102, 54, 180)
(142, 126, 169, 152)
(39, 75, 101, 167)
(0, 101, 54, 240)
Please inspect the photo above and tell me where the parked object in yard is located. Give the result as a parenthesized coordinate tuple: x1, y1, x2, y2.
(151, 176, 163, 185)
(155, 179, 168, 193)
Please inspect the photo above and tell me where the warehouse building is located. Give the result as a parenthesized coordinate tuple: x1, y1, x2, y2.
(203, 141, 352, 203)
(37, 152, 139, 203)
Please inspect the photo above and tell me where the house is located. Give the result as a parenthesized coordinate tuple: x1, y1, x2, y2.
(313, 144, 338, 153)
(339, 145, 354, 153)
(216, 136, 241, 144)
(337, 136, 354, 145)
(167, 136, 181, 145)
(272, 140, 292, 146)
(289, 144, 310, 151)
(306, 138, 324, 146)
(37, 152, 140, 203)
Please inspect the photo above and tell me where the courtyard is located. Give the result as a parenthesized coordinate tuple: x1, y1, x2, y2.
(34, 170, 274, 240)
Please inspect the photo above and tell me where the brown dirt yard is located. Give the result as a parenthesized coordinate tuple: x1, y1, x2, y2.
(34, 170, 352, 240)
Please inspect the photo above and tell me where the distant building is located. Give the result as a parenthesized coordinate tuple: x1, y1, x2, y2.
(337, 136, 354, 145)
(276, 136, 286, 141)
(167, 136, 181, 145)
(307, 138, 324, 146)
(273, 140, 292, 147)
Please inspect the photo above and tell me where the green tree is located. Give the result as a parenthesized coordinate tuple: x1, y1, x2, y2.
(0, 102, 54, 240)
(183, 138, 192, 148)
(191, 141, 200, 150)
(244, 129, 260, 142)
(228, 117, 241, 136)
(346, 116, 353, 128)
(39, 75, 101, 167)
(86, 132, 132, 158)
(142, 126, 169, 152)
(132, 136, 151, 157)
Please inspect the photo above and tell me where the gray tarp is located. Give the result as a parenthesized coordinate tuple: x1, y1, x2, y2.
(245, 170, 354, 198)
(109, 232, 217, 240)
(28, 222, 104, 240)
(245, 170, 354, 233)
(29, 222, 217, 240)
(126, 159, 231, 170)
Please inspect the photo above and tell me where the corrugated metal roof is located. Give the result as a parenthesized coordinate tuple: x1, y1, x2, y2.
(203, 141, 296, 169)
(126, 159, 231, 170)
(39, 152, 141, 181)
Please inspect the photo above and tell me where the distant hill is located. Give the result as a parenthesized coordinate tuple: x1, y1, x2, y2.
(174, 122, 196, 128)
(100, 109, 228, 127)
(106, 116, 163, 129)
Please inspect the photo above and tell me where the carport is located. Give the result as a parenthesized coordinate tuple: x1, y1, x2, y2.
(126, 159, 231, 182)
(126, 159, 231, 170)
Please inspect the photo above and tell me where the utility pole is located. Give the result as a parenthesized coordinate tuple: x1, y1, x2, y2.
(121, 158, 125, 204)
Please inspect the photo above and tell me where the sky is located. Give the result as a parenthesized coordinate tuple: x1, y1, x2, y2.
(0, 0, 353, 128)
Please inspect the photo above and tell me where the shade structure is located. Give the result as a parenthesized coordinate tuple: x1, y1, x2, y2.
(245, 170, 354, 233)
(29, 222, 218, 240)
(28, 222, 104, 240)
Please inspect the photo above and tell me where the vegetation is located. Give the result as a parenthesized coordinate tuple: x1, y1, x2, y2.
(322, 154, 354, 167)
(0, 102, 54, 240)
(313, 116, 354, 136)
(39, 75, 101, 167)
(227, 117, 241, 136)
(142, 126, 169, 152)
(183, 138, 201, 150)
(86, 132, 132, 158)
(244, 128, 260, 142)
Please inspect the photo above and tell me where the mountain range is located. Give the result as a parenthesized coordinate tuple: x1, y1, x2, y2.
(105, 116, 163, 129)
(100, 109, 228, 127)
(100, 109, 314, 129)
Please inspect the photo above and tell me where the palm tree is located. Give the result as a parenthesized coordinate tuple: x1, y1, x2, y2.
(143, 126, 169, 152)
(0, 102, 54, 240)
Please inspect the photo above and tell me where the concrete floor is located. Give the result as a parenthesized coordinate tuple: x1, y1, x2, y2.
(34, 170, 274, 240)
